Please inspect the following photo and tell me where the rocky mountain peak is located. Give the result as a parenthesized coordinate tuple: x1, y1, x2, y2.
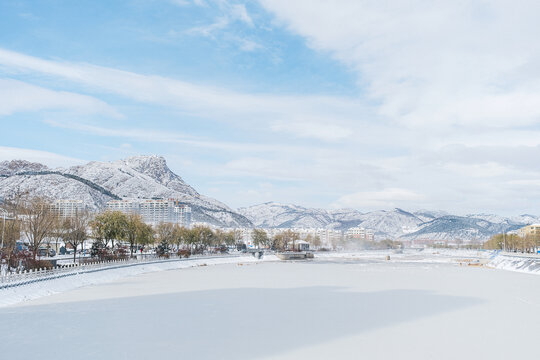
(121, 155, 172, 182)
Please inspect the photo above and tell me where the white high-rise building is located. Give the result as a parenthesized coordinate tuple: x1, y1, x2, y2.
(346, 227, 375, 241)
(106, 199, 140, 215)
(106, 199, 191, 226)
(51, 199, 85, 218)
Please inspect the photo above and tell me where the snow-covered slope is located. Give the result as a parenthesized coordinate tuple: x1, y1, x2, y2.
(353, 208, 424, 238)
(0, 159, 48, 175)
(0, 156, 252, 227)
(238, 203, 423, 237)
(399, 215, 523, 242)
(237, 202, 336, 228)
(239, 202, 539, 241)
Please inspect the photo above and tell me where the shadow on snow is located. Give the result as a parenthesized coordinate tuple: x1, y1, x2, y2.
(0, 286, 483, 359)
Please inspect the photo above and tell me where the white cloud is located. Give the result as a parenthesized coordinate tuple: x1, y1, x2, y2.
(170, 0, 206, 6)
(4, 0, 540, 213)
(0, 146, 85, 168)
(0, 78, 120, 117)
(229, 4, 253, 26)
(186, 17, 229, 36)
(0, 47, 363, 142)
(236, 37, 263, 52)
(184, 1, 253, 37)
(259, 0, 540, 129)
(270, 120, 351, 141)
(332, 188, 425, 209)
(44, 120, 318, 154)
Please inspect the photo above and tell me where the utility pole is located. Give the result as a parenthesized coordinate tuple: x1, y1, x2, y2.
(0, 208, 8, 250)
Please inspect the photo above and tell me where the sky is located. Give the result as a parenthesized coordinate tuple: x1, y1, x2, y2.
(1, 0, 540, 215)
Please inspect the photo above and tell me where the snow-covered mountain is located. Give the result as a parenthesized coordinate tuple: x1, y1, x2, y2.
(0, 156, 252, 227)
(238, 202, 540, 241)
(237, 202, 337, 228)
(398, 215, 525, 242)
(238, 203, 424, 238)
(2, 157, 539, 240)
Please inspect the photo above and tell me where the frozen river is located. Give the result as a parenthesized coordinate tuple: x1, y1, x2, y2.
(1, 256, 539, 359)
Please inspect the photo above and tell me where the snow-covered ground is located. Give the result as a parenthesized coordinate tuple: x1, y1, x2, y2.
(0, 255, 270, 307)
(0, 251, 539, 360)
(489, 253, 540, 274)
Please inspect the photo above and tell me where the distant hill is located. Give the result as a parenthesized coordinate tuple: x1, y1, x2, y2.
(238, 202, 540, 241)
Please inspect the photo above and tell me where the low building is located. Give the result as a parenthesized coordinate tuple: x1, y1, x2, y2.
(518, 224, 540, 238)
(290, 240, 310, 251)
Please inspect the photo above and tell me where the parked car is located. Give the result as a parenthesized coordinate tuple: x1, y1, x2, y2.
(37, 247, 56, 257)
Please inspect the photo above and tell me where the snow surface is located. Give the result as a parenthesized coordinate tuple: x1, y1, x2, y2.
(0, 255, 271, 307)
(488, 253, 540, 274)
(1, 250, 539, 360)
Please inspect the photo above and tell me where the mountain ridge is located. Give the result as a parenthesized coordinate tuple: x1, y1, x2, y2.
(0, 156, 252, 227)
(2, 157, 539, 240)
(238, 202, 540, 241)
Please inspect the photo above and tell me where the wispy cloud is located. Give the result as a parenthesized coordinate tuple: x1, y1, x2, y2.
(185, 17, 229, 36)
(0, 48, 360, 141)
(182, 0, 258, 54)
(44, 120, 319, 154)
(260, 0, 540, 130)
(332, 188, 425, 209)
(0, 79, 120, 117)
(0, 146, 85, 168)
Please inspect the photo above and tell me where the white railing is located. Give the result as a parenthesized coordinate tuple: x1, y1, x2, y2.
(0, 253, 239, 290)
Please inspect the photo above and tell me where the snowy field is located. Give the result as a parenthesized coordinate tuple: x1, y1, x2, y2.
(1, 252, 539, 360)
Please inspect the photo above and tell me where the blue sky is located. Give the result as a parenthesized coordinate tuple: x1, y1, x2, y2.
(2, 0, 540, 215)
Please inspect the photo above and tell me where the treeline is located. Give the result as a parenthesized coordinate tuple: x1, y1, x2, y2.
(0, 194, 322, 271)
(483, 233, 540, 253)
(0, 195, 91, 270)
(89, 210, 244, 260)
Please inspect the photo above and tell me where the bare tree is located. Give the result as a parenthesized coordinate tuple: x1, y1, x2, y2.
(21, 197, 56, 260)
(50, 216, 70, 255)
(1, 193, 23, 260)
(64, 210, 91, 263)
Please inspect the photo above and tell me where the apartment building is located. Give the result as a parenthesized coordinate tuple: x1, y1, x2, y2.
(106, 199, 192, 227)
(345, 226, 375, 241)
(518, 224, 540, 238)
(51, 199, 85, 218)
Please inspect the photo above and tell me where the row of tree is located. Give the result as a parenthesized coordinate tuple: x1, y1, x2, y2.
(90, 215, 321, 255)
(483, 233, 540, 253)
(1, 194, 331, 269)
(0, 196, 93, 268)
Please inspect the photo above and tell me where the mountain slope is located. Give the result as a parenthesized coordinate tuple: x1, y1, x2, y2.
(400, 215, 524, 242)
(0, 156, 252, 227)
(238, 202, 336, 228)
(239, 202, 540, 241)
(238, 203, 424, 238)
